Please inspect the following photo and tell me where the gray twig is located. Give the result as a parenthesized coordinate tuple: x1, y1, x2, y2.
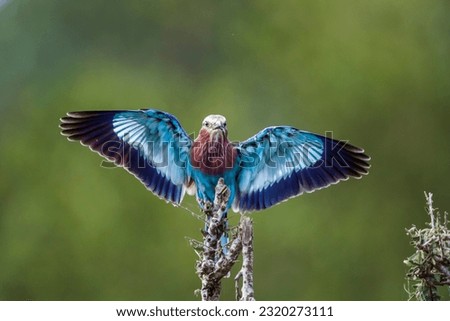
(234, 216, 255, 301)
(425, 192, 435, 229)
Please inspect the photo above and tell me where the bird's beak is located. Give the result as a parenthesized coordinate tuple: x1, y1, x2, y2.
(210, 125, 227, 142)
(213, 125, 225, 132)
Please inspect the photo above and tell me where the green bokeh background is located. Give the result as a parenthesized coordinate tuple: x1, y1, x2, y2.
(0, 0, 448, 300)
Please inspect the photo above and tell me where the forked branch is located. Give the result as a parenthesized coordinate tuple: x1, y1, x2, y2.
(194, 178, 255, 301)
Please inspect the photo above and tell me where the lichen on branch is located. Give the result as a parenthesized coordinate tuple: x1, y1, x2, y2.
(404, 192, 450, 300)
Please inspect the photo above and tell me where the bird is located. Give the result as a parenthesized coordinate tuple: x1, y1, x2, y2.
(60, 109, 370, 250)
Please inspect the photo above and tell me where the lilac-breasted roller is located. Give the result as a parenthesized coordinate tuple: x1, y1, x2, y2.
(60, 109, 370, 245)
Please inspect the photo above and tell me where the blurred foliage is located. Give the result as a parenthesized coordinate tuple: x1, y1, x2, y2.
(0, 0, 449, 300)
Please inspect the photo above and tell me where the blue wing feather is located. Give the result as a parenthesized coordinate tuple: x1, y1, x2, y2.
(60, 109, 192, 205)
(233, 126, 370, 213)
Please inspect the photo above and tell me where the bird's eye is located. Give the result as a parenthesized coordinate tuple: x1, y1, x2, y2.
(223, 122, 227, 127)
(204, 121, 210, 127)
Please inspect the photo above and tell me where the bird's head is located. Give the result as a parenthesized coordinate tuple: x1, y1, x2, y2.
(201, 114, 228, 142)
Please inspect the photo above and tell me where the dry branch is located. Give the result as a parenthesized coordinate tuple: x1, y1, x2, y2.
(234, 216, 255, 301)
(195, 178, 255, 301)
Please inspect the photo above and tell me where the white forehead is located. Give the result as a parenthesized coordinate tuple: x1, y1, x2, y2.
(203, 114, 226, 124)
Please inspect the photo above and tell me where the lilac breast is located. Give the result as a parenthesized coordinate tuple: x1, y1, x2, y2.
(190, 130, 236, 175)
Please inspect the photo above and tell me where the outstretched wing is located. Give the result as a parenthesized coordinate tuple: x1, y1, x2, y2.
(60, 109, 192, 205)
(233, 126, 370, 213)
